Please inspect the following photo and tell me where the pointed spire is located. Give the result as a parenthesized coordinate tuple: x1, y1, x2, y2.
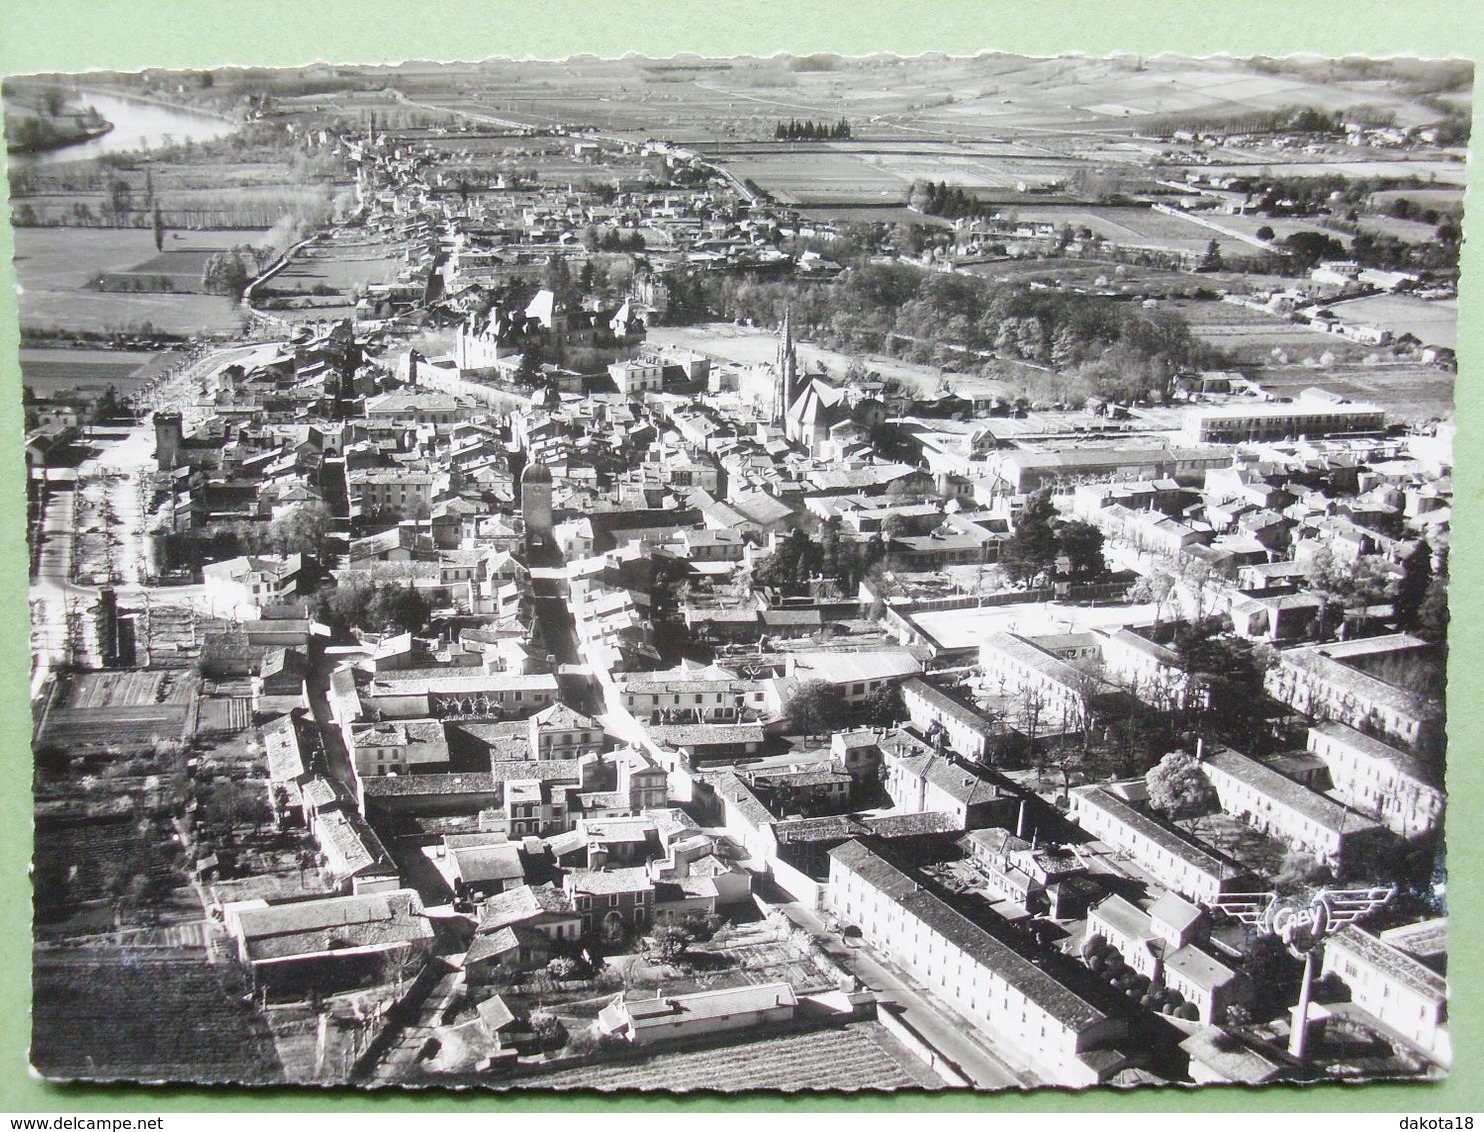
(774, 304, 797, 425)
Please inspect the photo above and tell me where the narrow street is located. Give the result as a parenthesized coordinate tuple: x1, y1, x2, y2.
(303, 636, 358, 794)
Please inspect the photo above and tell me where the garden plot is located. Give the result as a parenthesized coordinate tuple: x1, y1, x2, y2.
(38, 669, 197, 756)
(517, 1021, 943, 1092)
(31, 949, 284, 1084)
(1171, 300, 1377, 362)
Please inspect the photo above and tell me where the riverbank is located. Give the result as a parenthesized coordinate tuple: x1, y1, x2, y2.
(74, 85, 241, 130)
(5, 106, 114, 155)
(7, 88, 239, 166)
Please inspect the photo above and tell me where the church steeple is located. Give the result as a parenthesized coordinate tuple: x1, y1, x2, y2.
(773, 305, 797, 424)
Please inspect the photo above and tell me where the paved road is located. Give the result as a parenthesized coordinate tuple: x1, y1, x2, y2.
(775, 899, 1030, 1089)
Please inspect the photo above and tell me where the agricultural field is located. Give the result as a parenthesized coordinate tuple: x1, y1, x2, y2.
(20, 347, 181, 399)
(1352, 213, 1447, 243)
(516, 1021, 942, 1092)
(12, 226, 265, 335)
(1198, 158, 1468, 186)
(257, 230, 409, 321)
(31, 949, 284, 1084)
(1370, 187, 1464, 213)
(717, 142, 1083, 206)
(996, 204, 1221, 255)
(31, 814, 199, 931)
(1165, 298, 1381, 364)
(1250, 362, 1455, 424)
(1327, 294, 1458, 351)
(37, 669, 197, 756)
(719, 149, 909, 205)
(1179, 211, 1332, 246)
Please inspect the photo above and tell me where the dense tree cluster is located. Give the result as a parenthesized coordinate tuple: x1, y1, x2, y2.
(774, 118, 851, 140)
(1171, 617, 1275, 750)
(1001, 489, 1108, 586)
(753, 520, 886, 597)
(580, 226, 646, 253)
(784, 679, 850, 737)
(315, 579, 432, 638)
(670, 263, 1230, 405)
(265, 501, 336, 560)
(201, 245, 274, 298)
(1144, 750, 1219, 820)
(907, 179, 991, 221)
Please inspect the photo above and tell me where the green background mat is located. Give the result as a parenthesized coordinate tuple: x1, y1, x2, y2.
(0, 0, 1479, 1113)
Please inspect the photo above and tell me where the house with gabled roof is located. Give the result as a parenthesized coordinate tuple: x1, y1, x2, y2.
(222, 888, 433, 997)
(425, 832, 528, 900)
(881, 731, 1021, 830)
(1084, 892, 1246, 1025)
(563, 867, 654, 940)
(528, 703, 607, 759)
(598, 982, 798, 1047)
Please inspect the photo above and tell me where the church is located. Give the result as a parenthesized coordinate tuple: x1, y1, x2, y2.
(771, 308, 886, 456)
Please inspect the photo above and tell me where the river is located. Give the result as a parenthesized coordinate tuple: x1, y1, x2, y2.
(9, 91, 237, 165)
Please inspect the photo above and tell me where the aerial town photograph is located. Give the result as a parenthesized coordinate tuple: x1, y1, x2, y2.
(6, 50, 1463, 1094)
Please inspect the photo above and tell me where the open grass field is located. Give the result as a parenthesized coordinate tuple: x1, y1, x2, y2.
(1354, 214, 1445, 243)
(12, 226, 265, 335)
(23, 290, 242, 336)
(518, 1021, 942, 1092)
(1167, 298, 1380, 363)
(646, 322, 947, 394)
(1328, 294, 1458, 351)
(1250, 363, 1454, 424)
(32, 949, 284, 1084)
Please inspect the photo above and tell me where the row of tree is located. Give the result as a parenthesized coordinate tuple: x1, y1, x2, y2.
(906, 179, 991, 221)
(774, 118, 851, 140)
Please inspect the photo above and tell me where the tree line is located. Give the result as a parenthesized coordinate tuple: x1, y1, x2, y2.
(774, 118, 851, 140)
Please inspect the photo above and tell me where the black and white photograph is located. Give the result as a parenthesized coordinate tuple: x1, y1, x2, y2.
(8, 50, 1463, 1092)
